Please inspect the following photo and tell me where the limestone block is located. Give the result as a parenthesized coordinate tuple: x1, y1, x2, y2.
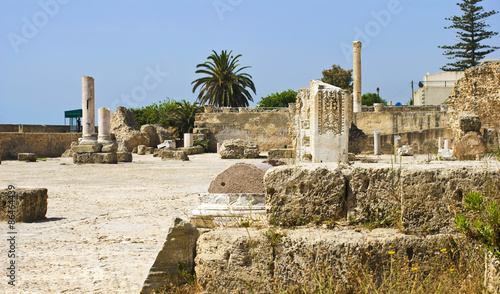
(137, 145, 147, 155)
(459, 114, 481, 133)
(71, 143, 102, 154)
(195, 228, 274, 294)
(117, 151, 132, 162)
(18, 153, 36, 162)
(101, 142, 118, 153)
(453, 132, 486, 160)
(265, 165, 346, 226)
(111, 107, 149, 151)
(483, 129, 499, 152)
(220, 139, 259, 159)
(195, 228, 464, 294)
(161, 150, 189, 161)
(73, 152, 118, 164)
(268, 149, 295, 160)
(208, 163, 267, 194)
(132, 146, 138, 153)
(0, 188, 47, 222)
(397, 145, 413, 156)
(145, 147, 154, 154)
(179, 146, 204, 155)
(142, 218, 200, 293)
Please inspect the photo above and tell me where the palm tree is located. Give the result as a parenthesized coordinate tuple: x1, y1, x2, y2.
(192, 50, 256, 107)
(170, 100, 203, 136)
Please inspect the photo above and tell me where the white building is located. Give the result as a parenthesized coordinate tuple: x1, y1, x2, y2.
(414, 71, 464, 105)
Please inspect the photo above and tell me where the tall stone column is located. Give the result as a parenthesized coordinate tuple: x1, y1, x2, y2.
(97, 107, 112, 143)
(374, 130, 381, 155)
(81, 75, 96, 143)
(353, 41, 362, 113)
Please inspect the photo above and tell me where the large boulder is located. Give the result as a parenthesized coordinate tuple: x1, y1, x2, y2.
(140, 124, 175, 147)
(453, 132, 486, 160)
(208, 163, 270, 194)
(220, 139, 259, 159)
(111, 107, 148, 152)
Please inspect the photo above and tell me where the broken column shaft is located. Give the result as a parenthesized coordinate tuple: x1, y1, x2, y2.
(81, 76, 96, 143)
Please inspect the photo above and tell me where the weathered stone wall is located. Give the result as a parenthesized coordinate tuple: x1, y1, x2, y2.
(0, 124, 71, 133)
(447, 62, 500, 131)
(195, 228, 467, 293)
(194, 110, 292, 152)
(265, 162, 500, 234)
(0, 132, 81, 159)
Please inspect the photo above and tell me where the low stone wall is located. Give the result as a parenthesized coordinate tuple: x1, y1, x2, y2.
(195, 228, 466, 293)
(264, 163, 500, 234)
(0, 124, 71, 133)
(0, 132, 81, 160)
(193, 110, 292, 152)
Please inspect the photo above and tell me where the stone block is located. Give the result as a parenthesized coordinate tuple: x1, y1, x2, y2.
(195, 228, 465, 294)
(195, 228, 274, 294)
(18, 153, 36, 162)
(161, 150, 189, 161)
(145, 147, 154, 154)
(220, 139, 259, 159)
(73, 152, 118, 164)
(101, 142, 118, 153)
(142, 218, 200, 293)
(179, 146, 204, 155)
(71, 143, 102, 154)
(0, 188, 47, 222)
(117, 151, 132, 162)
(60, 149, 73, 158)
(459, 114, 481, 133)
(137, 145, 147, 155)
(453, 132, 486, 160)
(268, 149, 295, 159)
(132, 146, 138, 153)
(265, 165, 346, 226)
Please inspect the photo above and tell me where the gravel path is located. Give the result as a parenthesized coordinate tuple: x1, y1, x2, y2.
(0, 153, 264, 293)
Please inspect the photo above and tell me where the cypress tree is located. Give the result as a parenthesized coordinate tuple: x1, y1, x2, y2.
(439, 0, 499, 71)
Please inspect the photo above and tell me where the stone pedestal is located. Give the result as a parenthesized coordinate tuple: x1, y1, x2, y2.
(353, 41, 362, 113)
(18, 153, 36, 162)
(374, 130, 381, 155)
(81, 76, 96, 144)
(97, 107, 112, 143)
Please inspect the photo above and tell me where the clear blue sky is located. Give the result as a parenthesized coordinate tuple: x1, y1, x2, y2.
(1, 0, 499, 124)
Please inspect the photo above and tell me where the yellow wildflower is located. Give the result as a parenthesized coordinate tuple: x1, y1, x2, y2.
(388, 251, 395, 255)
(440, 248, 447, 253)
(411, 267, 418, 271)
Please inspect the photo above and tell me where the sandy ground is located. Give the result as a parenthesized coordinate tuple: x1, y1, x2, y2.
(0, 153, 266, 294)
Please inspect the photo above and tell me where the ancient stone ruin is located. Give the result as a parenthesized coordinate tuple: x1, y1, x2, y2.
(294, 79, 352, 163)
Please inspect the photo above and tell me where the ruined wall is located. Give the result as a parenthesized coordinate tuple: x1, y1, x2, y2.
(194, 110, 292, 152)
(0, 133, 81, 159)
(447, 62, 500, 138)
(0, 124, 71, 133)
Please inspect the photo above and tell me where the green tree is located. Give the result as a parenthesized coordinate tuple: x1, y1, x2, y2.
(439, 0, 498, 71)
(170, 100, 203, 136)
(131, 98, 177, 128)
(321, 64, 353, 92)
(362, 92, 387, 106)
(257, 89, 297, 108)
(192, 50, 256, 107)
